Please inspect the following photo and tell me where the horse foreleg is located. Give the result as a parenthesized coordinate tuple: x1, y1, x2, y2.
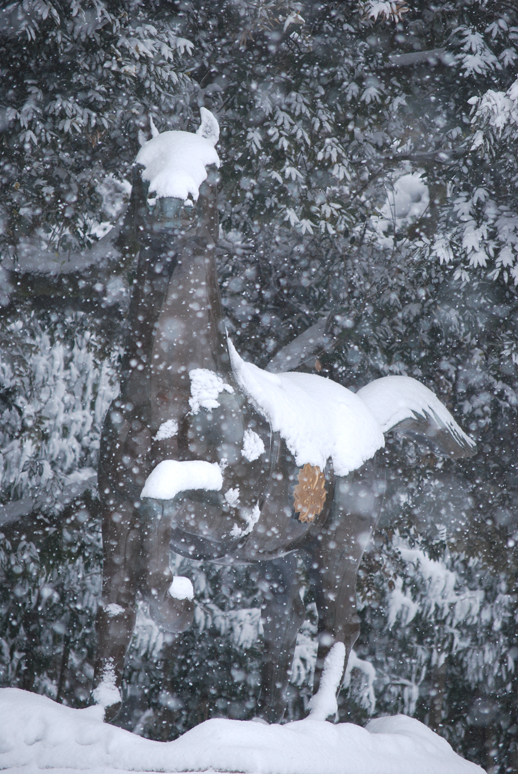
(255, 553, 305, 723)
(93, 498, 140, 721)
(139, 500, 195, 633)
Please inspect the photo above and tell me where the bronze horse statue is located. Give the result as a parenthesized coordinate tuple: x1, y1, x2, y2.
(93, 111, 475, 724)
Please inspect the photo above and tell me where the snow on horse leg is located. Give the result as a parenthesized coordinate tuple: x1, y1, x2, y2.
(308, 642, 346, 721)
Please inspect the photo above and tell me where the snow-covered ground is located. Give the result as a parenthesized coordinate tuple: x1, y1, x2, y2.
(0, 688, 485, 774)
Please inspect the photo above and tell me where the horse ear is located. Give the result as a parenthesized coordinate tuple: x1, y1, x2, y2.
(357, 375, 476, 460)
(197, 107, 220, 145)
(149, 116, 159, 137)
(137, 114, 159, 146)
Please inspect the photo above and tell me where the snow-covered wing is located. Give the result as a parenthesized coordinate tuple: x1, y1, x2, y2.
(357, 376, 476, 459)
(228, 340, 384, 476)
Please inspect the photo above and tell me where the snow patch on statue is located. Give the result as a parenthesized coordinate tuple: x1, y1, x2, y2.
(92, 660, 120, 709)
(155, 419, 179, 441)
(141, 459, 223, 500)
(308, 642, 346, 721)
(103, 603, 125, 618)
(224, 487, 240, 507)
(230, 503, 261, 538)
(136, 107, 220, 203)
(189, 368, 234, 414)
(168, 576, 194, 601)
(242, 428, 265, 461)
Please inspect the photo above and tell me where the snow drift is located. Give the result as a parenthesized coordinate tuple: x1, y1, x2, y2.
(0, 688, 485, 774)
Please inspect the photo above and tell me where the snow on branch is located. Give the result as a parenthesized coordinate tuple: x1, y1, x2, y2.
(361, 1, 409, 23)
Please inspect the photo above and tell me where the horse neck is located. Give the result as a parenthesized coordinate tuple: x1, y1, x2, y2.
(149, 203, 229, 430)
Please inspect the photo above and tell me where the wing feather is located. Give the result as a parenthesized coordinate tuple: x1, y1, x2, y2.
(357, 376, 476, 459)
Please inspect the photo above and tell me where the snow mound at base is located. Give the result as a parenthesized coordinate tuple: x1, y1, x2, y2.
(0, 688, 485, 774)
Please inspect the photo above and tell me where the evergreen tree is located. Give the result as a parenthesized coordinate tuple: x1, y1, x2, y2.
(1, 2, 518, 770)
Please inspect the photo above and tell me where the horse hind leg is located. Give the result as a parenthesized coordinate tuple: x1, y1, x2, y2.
(255, 553, 306, 723)
(93, 499, 141, 722)
(94, 602, 136, 722)
(309, 463, 383, 717)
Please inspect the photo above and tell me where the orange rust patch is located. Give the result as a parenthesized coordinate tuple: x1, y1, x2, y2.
(293, 463, 326, 523)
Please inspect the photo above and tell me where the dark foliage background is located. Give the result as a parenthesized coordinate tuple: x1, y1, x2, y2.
(1, 1, 518, 771)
